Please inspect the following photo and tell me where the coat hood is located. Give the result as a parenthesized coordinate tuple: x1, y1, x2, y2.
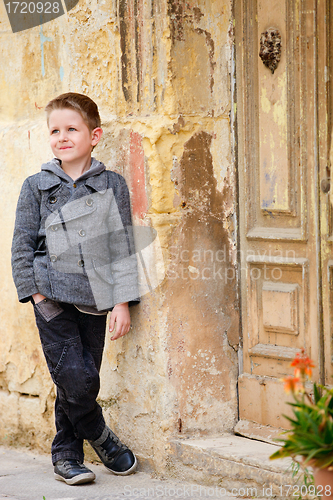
(41, 157, 105, 181)
(39, 158, 106, 191)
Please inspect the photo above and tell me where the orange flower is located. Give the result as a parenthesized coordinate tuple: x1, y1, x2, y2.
(291, 349, 315, 378)
(282, 375, 301, 394)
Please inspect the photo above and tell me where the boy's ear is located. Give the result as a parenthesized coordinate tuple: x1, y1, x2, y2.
(91, 127, 103, 147)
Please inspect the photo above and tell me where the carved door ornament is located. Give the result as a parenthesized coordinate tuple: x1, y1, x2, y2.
(259, 28, 282, 74)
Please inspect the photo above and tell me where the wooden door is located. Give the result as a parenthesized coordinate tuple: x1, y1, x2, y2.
(235, 0, 332, 435)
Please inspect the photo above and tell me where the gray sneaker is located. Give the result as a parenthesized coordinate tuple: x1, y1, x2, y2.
(54, 459, 96, 485)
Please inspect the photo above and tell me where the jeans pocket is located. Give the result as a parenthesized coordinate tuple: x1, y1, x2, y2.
(35, 299, 64, 323)
(44, 341, 92, 399)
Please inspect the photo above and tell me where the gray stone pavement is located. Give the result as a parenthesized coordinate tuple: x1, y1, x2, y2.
(0, 446, 248, 500)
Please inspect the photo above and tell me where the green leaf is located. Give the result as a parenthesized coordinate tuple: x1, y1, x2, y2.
(314, 383, 322, 404)
(328, 394, 333, 411)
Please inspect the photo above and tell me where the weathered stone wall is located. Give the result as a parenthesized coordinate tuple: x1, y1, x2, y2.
(0, 0, 239, 472)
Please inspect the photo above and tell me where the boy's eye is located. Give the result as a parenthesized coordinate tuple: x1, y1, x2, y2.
(51, 129, 59, 135)
(69, 127, 76, 131)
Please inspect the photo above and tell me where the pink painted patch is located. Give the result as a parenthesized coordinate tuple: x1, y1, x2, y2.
(129, 131, 148, 219)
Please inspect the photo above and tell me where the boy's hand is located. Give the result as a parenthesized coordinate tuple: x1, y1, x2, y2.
(109, 302, 131, 341)
(32, 293, 46, 304)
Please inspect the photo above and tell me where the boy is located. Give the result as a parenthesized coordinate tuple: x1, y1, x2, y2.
(11, 93, 139, 485)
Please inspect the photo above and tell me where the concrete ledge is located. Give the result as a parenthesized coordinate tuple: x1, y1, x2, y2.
(235, 419, 285, 446)
(169, 434, 295, 496)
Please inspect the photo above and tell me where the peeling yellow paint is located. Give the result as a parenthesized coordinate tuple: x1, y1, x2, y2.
(273, 75, 287, 145)
(260, 88, 271, 113)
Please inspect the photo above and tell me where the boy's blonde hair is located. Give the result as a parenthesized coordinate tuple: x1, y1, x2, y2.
(45, 93, 101, 132)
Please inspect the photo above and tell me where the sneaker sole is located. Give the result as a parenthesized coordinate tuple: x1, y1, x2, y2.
(54, 471, 96, 485)
(104, 455, 138, 476)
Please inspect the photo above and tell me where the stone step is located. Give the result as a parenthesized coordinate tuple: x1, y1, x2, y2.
(169, 434, 307, 498)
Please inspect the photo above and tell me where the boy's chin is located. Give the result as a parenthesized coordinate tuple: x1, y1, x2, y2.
(57, 153, 75, 162)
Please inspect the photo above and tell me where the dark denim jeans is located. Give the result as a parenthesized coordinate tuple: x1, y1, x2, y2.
(33, 300, 107, 465)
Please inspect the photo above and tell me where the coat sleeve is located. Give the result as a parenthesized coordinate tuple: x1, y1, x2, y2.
(108, 173, 140, 307)
(11, 178, 40, 303)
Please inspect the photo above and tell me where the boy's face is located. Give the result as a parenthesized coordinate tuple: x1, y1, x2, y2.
(48, 108, 101, 167)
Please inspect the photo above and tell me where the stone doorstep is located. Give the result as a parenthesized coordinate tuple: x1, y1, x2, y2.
(169, 434, 299, 497)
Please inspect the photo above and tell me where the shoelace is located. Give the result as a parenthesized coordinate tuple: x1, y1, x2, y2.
(63, 460, 83, 470)
(108, 429, 122, 447)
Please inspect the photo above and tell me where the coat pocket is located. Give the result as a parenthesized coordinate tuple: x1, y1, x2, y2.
(34, 299, 64, 323)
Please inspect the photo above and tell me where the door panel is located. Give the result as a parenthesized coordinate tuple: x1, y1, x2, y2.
(236, 0, 323, 428)
(244, 0, 305, 240)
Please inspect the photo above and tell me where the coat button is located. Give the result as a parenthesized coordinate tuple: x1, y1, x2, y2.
(50, 255, 57, 263)
(78, 259, 84, 267)
(51, 225, 59, 232)
(86, 198, 93, 207)
(49, 195, 57, 204)
(79, 229, 86, 237)
(73, 183, 77, 188)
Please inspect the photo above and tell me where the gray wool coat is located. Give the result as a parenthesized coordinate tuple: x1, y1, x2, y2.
(11, 159, 139, 311)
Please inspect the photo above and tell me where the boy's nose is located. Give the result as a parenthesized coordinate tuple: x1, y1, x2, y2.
(58, 131, 68, 142)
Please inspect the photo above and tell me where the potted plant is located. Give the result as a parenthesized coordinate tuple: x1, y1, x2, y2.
(270, 350, 333, 498)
